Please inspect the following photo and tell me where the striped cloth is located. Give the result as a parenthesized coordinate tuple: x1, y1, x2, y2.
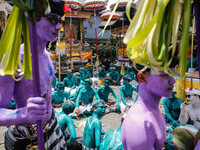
(6, 111, 66, 150)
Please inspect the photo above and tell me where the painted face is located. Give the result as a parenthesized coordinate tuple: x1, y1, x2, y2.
(104, 80, 110, 87)
(57, 85, 64, 94)
(96, 103, 106, 116)
(84, 82, 91, 89)
(123, 79, 129, 86)
(146, 72, 176, 98)
(190, 94, 200, 106)
(127, 67, 130, 71)
(36, 13, 61, 42)
(67, 72, 72, 78)
(186, 93, 195, 104)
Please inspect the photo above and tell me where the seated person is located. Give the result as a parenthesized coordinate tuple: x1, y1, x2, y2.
(56, 101, 82, 150)
(84, 67, 91, 79)
(179, 88, 200, 133)
(98, 65, 107, 84)
(52, 82, 69, 107)
(109, 67, 120, 85)
(63, 69, 74, 88)
(75, 79, 100, 117)
(125, 65, 134, 81)
(69, 80, 85, 101)
(120, 75, 138, 113)
(97, 77, 120, 111)
(82, 100, 106, 150)
(107, 63, 114, 74)
(86, 59, 94, 70)
(69, 72, 81, 96)
(162, 87, 183, 128)
(91, 71, 102, 90)
(79, 67, 86, 81)
(52, 76, 59, 91)
(100, 118, 124, 150)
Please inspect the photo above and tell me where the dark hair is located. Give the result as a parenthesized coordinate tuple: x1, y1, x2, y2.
(49, 0, 65, 16)
(88, 59, 91, 62)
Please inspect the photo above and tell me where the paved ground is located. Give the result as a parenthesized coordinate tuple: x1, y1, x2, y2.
(0, 85, 165, 149)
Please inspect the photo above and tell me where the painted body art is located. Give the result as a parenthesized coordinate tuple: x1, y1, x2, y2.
(122, 71, 176, 150)
(97, 77, 120, 111)
(75, 79, 100, 117)
(83, 100, 105, 149)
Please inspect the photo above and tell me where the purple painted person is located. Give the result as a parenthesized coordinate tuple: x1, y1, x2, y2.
(0, 1, 71, 149)
(122, 62, 178, 150)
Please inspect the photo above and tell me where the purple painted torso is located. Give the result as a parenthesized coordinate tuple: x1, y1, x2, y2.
(122, 97, 166, 150)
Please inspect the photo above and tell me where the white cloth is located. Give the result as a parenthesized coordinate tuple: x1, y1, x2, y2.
(120, 97, 134, 113)
(91, 77, 102, 90)
(79, 103, 93, 114)
(188, 68, 197, 73)
(178, 124, 198, 134)
(129, 80, 138, 88)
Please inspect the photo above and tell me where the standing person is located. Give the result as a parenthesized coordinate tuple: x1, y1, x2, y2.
(1, 1, 71, 149)
(82, 100, 106, 150)
(122, 61, 178, 149)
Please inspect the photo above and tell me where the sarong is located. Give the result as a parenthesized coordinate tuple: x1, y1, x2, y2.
(5, 111, 66, 150)
(120, 97, 134, 113)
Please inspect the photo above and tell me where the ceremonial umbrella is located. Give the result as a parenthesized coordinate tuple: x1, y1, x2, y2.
(65, 0, 82, 70)
(100, 12, 120, 63)
(83, 0, 106, 72)
(110, 0, 136, 63)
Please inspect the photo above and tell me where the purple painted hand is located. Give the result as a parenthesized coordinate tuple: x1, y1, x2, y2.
(24, 97, 46, 124)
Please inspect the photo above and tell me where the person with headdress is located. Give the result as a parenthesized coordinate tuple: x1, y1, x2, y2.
(91, 71, 102, 90)
(179, 88, 200, 133)
(75, 78, 100, 117)
(52, 82, 69, 108)
(56, 101, 82, 150)
(2, 0, 71, 149)
(120, 75, 138, 113)
(122, 56, 178, 149)
(98, 65, 107, 84)
(63, 69, 74, 88)
(82, 100, 106, 150)
(109, 67, 120, 85)
(97, 77, 120, 112)
(162, 87, 183, 128)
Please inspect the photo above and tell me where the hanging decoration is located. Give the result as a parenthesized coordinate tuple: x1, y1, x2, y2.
(100, 12, 120, 63)
(65, 0, 82, 70)
(83, 0, 106, 72)
(88, 17, 93, 28)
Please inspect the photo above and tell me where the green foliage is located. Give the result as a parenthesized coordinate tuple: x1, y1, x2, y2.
(91, 37, 119, 70)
